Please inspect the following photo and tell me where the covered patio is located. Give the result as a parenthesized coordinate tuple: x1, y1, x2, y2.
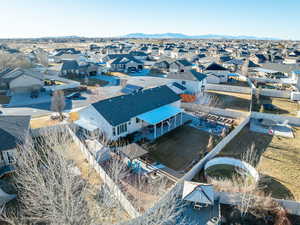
(137, 105, 184, 140)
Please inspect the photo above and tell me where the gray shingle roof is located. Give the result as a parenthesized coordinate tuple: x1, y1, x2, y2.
(205, 62, 227, 71)
(61, 60, 79, 71)
(167, 70, 207, 81)
(92, 85, 180, 126)
(0, 116, 31, 152)
(260, 63, 300, 73)
(177, 59, 193, 67)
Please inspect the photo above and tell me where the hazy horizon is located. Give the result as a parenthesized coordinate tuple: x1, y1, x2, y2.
(0, 0, 299, 40)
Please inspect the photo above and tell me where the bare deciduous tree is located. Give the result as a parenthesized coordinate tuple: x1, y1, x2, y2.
(0, 51, 32, 70)
(241, 59, 249, 77)
(206, 134, 215, 153)
(0, 127, 91, 225)
(120, 184, 187, 225)
(51, 90, 66, 121)
(89, 84, 103, 103)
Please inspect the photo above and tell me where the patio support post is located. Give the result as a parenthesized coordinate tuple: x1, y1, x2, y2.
(181, 112, 183, 125)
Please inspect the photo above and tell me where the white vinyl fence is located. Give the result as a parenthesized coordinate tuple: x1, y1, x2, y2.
(183, 116, 250, 180)
(205, 83, 252, 94)
(68, 128, 140, 218)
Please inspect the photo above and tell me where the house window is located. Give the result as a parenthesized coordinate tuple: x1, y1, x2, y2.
(6, 152, 15, 164)
(113, 127, 116, 136)
(136, 118, 140, 123)
(182, 81, 186, 85)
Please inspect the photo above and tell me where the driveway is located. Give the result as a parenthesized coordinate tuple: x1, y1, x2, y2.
(8, 92, 52, 107)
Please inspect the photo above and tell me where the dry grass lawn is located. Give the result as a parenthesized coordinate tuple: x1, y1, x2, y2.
(220, 125, 300, 201)
(30, 117, 61, 129)
(30, 113, 79, 129)
(205, 90, 251, 112)
(64, 143, 129, 223)
(0, 95, 10, 104)
(260, 97, 299, 117)
(148, 125, 219, 171)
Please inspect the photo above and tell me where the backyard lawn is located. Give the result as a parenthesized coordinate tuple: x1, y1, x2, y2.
(205, 90, 251, 112)
(147, 125, 219, 171)
(219, 125, 300, 201)
(30, 112, 79, 129)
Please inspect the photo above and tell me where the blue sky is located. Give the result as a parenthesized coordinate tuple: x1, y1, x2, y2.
(0, 0, 299, 39)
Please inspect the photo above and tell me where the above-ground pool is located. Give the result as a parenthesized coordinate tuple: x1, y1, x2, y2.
(204, 157, 259, 184)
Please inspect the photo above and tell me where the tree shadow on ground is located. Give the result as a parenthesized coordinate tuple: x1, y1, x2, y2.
(258, 174, 295, 200)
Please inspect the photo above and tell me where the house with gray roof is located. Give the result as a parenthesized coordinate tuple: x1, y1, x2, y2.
(166, 69, 207, 94)
(76, 85, 183, 141)
(204, 62, 230, 84)
(0, 115, 31, 176)
(0, 68, 44, 94)
(104, 54, 144, 73)
(169, 59, 193, 73)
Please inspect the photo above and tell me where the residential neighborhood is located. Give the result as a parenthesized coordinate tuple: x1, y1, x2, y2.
(0, 1, 300, 225)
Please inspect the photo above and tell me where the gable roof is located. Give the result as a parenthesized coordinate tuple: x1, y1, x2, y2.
(182, 181, 214, 205)
(129, 51, 148, 57)
(259, 63, 300, 73)
(167, 70, 207, 81)
(0, 116, 31, 152)
(0, 68, 44, 83)
(92, 85, 180, 126)
(106, 54, 143, 65)
(177, 59, 193, 67)
(205, 62, 227, 71)
(61, 60, 79, 71)
(248, 60, 260, 68)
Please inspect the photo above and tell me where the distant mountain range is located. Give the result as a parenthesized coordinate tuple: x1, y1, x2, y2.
(122, 33, 279, 40)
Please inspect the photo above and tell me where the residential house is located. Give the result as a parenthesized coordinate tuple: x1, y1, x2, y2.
(153, 60, 170, 72)
(150, 47, 160, 57)
(52, 48, 82, 63)
(75, 85, 182, 141)
(60, 60, 98, 77)
(169, 59, 193, 73)
(104, 54, 144, 73)
(129, 51, 148, 61)
(204, 62, 229, 84)
(0, 115, 31, 175)
(160, 47, 173, 57)
(251, 53, 268, 64)
(166, 69, 207, 94)
(0, 68, 44, 94)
